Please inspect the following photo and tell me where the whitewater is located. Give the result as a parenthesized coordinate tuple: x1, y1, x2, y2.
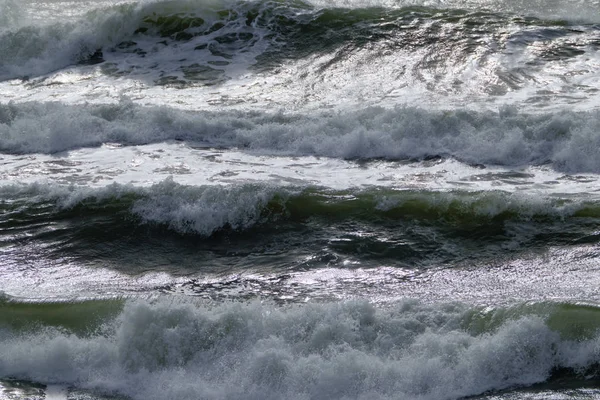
(1, 0, 600, 399)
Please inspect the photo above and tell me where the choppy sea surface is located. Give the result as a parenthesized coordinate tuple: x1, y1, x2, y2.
(2, 0, 600, 398)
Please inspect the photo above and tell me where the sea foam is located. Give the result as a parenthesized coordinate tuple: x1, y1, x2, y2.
(2, 101, 600, 172)
(1, 299, 600, 400)
(0, 0, 274, 81)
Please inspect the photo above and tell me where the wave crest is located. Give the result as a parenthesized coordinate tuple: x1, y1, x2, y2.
(2, 299, 600, 399)
(1, 180, 599, 237)
(2, 101, 600, 172)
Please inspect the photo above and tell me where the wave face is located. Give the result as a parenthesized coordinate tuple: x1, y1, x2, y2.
(3, 179, 600, 234)
(2, 299, 600, 400)
(2, 100, 600, 172)
(1, 180, 599, 275)
(0, 0, 293, 81)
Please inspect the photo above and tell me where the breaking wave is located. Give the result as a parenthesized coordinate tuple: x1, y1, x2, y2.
(2, 100, 600, 172)
(2, 179, 599, 236)
(3, 298, 600, 400)
(1, 0, 598, 94)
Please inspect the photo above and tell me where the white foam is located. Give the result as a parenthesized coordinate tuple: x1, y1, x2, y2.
(1, 299, 600, 400)
(2, 100, 600, 173)
(1, 140, 598, 199)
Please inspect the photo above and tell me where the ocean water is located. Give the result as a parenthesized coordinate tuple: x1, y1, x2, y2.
(1, 0, 600, 399)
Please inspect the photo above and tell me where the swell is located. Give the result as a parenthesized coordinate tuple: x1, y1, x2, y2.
(1, 180, 599, 271)
(3, 298, 600, 400)
(2, 101, 600, 172)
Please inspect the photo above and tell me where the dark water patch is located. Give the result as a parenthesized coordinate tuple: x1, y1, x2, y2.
(139, 13, 205, 38)
(1, 182, 600, 274)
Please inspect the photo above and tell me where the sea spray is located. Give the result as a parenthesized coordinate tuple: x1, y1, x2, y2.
(2, 299, 600, 400)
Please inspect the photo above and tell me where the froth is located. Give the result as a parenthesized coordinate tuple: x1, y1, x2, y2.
(130, 178, 287, 235)
(0, 179, 290, 236)
(1, 299, 600, 400)
(2, 101, 600, 173)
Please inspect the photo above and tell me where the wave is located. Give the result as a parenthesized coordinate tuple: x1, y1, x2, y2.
(2, 100, 600, 172)
(1, 0, 598, 86)
(0, 0, 21, 30)
(0, 178, 285, 236)
(2, 178, 599, 236)
(2, 179, 599, 273)
(0, 0, 295, 81)
(2, 298, 600, 400)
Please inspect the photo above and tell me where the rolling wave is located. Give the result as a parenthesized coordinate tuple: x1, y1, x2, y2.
(2, 100, 600, 172)
(1, 179, 599, 261)
(2, 298, 600, 400)
(3, 179, 600, 233)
